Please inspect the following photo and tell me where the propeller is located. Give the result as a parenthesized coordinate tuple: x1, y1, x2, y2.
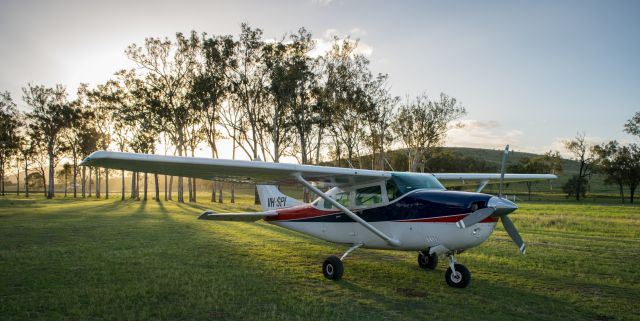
(456, 144, 526, 255)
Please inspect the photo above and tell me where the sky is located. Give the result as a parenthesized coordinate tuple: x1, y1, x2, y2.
(1, 0, 639, 160)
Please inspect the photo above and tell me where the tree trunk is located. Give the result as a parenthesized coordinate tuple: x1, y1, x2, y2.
(88, 167, 92, 197)
(218, 184, 223, 203)
(188, 177, 193, 202)
(191, 177, 198, 203)
(154, 174, 159, 202)
(164, 174, 167, 201)
(24, 158, 29, 197)
(169, 176, 173, 200)
(1, 161, 4, 196)
(178, 176, 184, 203)
(64, 171, 67, 197)
(105, 169, 109, 199)
(136, 172, 140, 201)
(630, 185, 636, 204)
(231, 183, 235, 204)
(121, 170, 125, 200)
(619, 183, 625, 204)
(211, 182, 216, 202)
(81, 165, 85, 198)
(72, 159, 77, 198)
(16, 163, 20, 196)
(131, 172, 136, 199)
(143, 172, 148, 201)
(47, 152, 55, 199)
(95, 168, 100, 199)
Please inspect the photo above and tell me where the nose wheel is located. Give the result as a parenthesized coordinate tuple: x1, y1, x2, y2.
(445, 255, 471, 288)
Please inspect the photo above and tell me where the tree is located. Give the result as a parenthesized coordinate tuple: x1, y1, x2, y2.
(17, 135, 35, 197)
(392, 93, 466, 172)
(624, 111, 640, 138)
(57, 163, 72, 197)
(562, 175, 587, 199)
(64, 84, 96, 198)
(23, 84, 79, 198)
(0, 92, 22, 196)
(190, 33, 235, 202)
(228, 24, 270, 161)
(625, 144, 640, 203)
(363, 73, 398, 170)
(593, 141, 631, 203)
(563, 133, 594, 201)
(126, 32, 200, 203)
(323, 38, 371, 168)
(508, 156, 554, 200)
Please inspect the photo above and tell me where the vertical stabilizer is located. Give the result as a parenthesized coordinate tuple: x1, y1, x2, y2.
(256, 185, 304, 211)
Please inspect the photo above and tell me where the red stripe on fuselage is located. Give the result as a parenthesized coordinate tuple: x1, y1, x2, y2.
(266, 204, 340, 221)
(395, 214, 499, 223)
(267, 204, 499, 223)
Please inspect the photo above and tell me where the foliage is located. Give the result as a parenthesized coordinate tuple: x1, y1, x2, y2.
(392, 93, 466, 172)
(624, 111, 640, 138)
(23, 84, 80, 198)
(563, 133, 594, 201)
(562, 175, 588, 198)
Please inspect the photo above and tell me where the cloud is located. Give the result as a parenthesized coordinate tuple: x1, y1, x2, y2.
(312, 0, 335, 6)
(310, 28, 373, 57)
(445, 119, 524, 150)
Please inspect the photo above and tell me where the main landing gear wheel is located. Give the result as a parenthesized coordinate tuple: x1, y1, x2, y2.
(323, 255, 344, 280)
(418, 251, 438, 270)
(445, 263, 471, 288)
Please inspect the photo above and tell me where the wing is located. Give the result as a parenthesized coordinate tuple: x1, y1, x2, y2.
(80, 151, 391, 186)
(433, 173, 557, 186)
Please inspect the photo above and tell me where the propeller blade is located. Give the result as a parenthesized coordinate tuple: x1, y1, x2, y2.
(501, 215, 526, 254)
(456, 207, 495, 229)
(499, 144, 509, 198)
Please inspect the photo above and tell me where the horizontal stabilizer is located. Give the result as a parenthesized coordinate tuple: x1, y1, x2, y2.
(197, 210, 278, 222)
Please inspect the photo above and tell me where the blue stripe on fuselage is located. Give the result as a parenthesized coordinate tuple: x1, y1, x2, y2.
(284, 190, 492, 223)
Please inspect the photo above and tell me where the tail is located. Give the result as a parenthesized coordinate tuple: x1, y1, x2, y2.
(256, 185, 304, 211)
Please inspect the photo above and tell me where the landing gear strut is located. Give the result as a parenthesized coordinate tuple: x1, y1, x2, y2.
(445, 255, 471, 288)
(418, 251, 438, 269)
(323, 244, 363, 280)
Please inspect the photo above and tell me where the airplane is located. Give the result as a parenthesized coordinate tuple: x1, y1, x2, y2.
(81, 145, 556, 288)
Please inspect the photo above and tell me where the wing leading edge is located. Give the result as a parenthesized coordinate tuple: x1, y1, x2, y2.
(80, 151, 391, 186)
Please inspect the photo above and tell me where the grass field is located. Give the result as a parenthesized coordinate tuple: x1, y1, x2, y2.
(1, 195, 639, 321)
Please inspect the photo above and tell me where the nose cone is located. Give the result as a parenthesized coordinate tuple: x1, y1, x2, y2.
(487, 196, 518, 215)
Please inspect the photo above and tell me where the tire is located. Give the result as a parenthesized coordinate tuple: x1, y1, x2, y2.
(445, 264, 471, 288)
(323, 255, 344, 280)
(418, 251, 438, 270)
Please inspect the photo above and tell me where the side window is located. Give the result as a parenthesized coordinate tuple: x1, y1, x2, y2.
(386, 180, 399, 201)
(355, 185, 382, 207)
(335, 192, 350, 207)
(323, 198, 333, 209)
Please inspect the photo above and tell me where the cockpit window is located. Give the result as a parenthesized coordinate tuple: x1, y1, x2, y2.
(386, 180, 400, 201)
(391, 173, 446, 196)
(335, 192, 350, 207)
(355, 185, 382, 206)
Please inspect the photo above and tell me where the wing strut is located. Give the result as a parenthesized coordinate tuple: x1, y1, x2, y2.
(475, 180, 489, 193)
(293, 173, 400, 247)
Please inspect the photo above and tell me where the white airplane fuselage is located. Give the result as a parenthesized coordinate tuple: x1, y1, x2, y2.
(264, 188, 507, 252)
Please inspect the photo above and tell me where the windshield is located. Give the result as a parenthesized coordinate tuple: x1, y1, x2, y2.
(391, 173, 446, 196)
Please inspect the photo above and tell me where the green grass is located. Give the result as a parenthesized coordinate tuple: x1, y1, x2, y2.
(1, 196, 639, 321)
